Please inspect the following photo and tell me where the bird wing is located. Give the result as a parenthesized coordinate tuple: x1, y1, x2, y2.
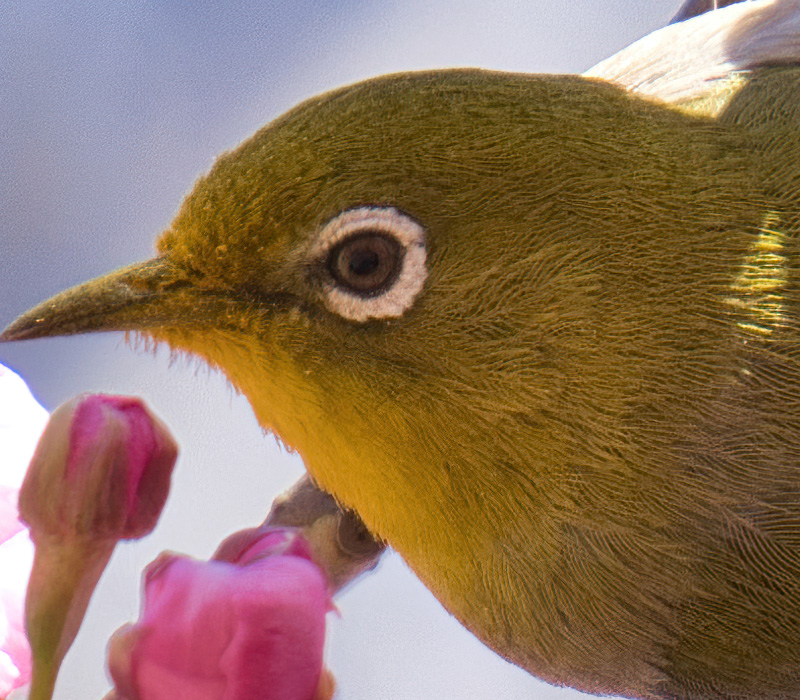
(583, 0, 800, 116)
(671, 0, 759, 24)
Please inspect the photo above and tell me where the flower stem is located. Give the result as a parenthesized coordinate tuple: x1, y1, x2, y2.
(25, 536, 115, 700)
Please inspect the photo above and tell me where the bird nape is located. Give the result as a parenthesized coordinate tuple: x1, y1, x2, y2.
(3, 2, 800, 700)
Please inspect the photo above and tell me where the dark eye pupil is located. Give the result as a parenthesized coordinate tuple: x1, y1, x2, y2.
(328, 231, 403, 297)
(348, 249, 380, 277)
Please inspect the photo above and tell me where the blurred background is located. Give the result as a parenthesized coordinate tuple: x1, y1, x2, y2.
(2, 2, 680, 698)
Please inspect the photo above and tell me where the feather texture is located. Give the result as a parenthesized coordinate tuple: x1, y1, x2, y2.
(585, 0, 800, 113)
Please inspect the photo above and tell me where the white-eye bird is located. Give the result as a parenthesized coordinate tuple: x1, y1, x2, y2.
(3, 2, 800, 698)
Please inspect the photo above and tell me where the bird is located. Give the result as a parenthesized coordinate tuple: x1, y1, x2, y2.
(3, 1, 799, 698)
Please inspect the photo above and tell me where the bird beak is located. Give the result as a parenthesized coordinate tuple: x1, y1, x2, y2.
(0, 257, 199, 343)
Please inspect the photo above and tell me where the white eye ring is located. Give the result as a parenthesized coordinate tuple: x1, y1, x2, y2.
(312, 206, 428, 322)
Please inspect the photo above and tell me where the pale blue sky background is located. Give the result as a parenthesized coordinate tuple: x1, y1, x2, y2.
(2, 2, 680, 698)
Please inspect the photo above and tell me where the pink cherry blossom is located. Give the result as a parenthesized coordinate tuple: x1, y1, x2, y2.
(107, 527, 333, 700)
(0, 364, 49, 698)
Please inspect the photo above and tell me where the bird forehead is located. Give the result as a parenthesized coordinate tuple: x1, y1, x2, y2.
(155, 68, 678, 282)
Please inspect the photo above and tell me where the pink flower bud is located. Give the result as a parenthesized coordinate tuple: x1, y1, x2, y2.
(19, 394, 178, 541)
(107, 528, 333, 700)
(17, 393, 178, 700)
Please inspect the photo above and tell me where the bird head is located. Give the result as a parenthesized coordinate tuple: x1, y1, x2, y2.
(1, 68, 747, 591)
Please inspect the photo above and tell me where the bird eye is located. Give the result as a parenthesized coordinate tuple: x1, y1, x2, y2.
(312, 206, 428, 322)
(327, 232, 403, 296)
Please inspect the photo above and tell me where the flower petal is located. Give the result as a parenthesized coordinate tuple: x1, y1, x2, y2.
(0, 487, 24, 546)
(0, 529, 35, 691)
(220, 556, 328, 700)
(0, 365, 48, 490)
(0, 650, 22, 698)
(111, 537, 331, 700)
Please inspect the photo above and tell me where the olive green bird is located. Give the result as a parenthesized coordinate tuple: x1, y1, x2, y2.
(4, 1, 800, 698)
